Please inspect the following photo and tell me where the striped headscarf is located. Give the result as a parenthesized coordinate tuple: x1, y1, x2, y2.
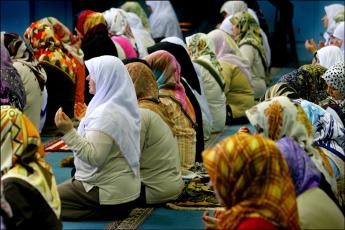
(125, 60, 175, 133)
(278, 64, 328, 104)
(24, 17, 81, 83)
(1, 32, 47, 91)
(0, 105, 61, 218)
(230, 11, 268, 70)
(276, 137, 322, 195)
(246, 96, 337, 192)
(202, 132, 300, 230)
(186, 33, 225, 90)
(144, 50, 196, 123)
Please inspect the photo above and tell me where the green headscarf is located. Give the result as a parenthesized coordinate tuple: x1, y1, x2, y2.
(230, 11, 268, 70)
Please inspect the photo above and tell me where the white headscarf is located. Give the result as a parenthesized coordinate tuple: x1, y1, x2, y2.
(126, 12, 155, 49)
(220, 0, 248, 17)
(146, 0, 183, 39)
(161, 36, 188, 50)
(317, 45, 344, 69)
(333, 21, 345, 54)
(81, 55, 141, 175)
(219, 15, 234, 35)
(325, 4, 345, 34)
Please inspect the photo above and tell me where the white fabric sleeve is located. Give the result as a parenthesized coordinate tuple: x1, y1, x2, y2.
(61, 129, 113, 167)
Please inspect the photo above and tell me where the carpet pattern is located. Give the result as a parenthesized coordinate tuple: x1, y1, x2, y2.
(44, 137, 70, 152)
(105, 207, 154, 230)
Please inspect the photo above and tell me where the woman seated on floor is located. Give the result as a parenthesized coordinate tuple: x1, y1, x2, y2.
(55, 55, 141, 221)
(24, 17, 84, 134)
(1, 32, 47, 131)
(230, 11, 269, 99)
(125, 60, 184, 205)
(207, 29, 255, 125)
(276, 137, 344, 229)
(1, 105, 62, 229)
(202, 132, 300, 230)
(144, 50, 197, 173)
(245, 96, 340, 205)
(186, 33, 227, 133)
(147, 40, 205, 162)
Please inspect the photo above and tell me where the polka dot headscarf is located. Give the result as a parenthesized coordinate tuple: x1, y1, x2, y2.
(322, 61, 345, 98)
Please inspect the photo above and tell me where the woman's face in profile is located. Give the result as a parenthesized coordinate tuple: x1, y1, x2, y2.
(86, 75, 96, 95)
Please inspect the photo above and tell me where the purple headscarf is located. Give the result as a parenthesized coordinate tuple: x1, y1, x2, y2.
(277, 137, 322, 195)
(0, 44, 26, 110)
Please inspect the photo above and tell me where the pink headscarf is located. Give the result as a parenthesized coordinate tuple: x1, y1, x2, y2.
(111, 35, 138, 58)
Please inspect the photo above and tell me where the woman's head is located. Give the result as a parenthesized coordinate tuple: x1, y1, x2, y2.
(125, 61, 159, 102)
(329, 21, 344, 53)
(322, 61, 345, 100)
(246, 96, 314, 151)
(76, 10, 108, 41)
(219, 0, 248, 18)
(202, 132, 299, 230)
(1, 105, 43, 174)
(314, 45, 344, 69)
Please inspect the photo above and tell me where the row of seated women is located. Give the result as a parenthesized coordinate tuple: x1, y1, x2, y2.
(1, 58, 344, 229)
(1, 1, 344, 230)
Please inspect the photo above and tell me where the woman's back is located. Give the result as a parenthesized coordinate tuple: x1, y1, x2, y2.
(139, 108, 184, 204)
(219, 60, 254, 119)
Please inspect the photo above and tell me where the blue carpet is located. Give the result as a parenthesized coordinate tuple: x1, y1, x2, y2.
(45, 152, 73, 184)
(139, 208, 204, 230)
(63, 221, 107, 230)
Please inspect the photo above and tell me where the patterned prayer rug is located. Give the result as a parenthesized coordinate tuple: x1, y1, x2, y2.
(166, 177, 221, 211)
(105, 207, 154, 230)
(44, 137, 70, 152)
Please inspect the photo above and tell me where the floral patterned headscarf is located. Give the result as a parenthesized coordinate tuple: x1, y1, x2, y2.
(24, 17, 82, 83)
(186, 33, 225, 90)
(278, 64, 328, 104)
(0, 105, 61, 218)
(202, 132, 300, 230)
(230, 11, 268, 70)
(246, 96, 337, 192)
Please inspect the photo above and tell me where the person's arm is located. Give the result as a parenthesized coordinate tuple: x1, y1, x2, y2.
(61, 129, 113, 167)
(55, 107, 114, 166)
(240, 45, 255, 68)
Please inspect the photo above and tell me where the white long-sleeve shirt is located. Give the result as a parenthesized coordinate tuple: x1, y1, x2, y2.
(61, 129, 141, 205)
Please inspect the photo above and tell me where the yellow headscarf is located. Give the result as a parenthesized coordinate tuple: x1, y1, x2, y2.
(202, 132, 300, 230)
(0, 105, 61, 218)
